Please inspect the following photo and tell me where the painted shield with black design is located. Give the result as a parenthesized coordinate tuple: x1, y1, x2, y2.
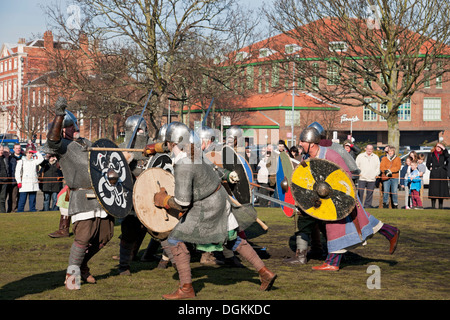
(221, 145, 253, 204)
(146, 153, 174, 174)
(276, 152, 296, 217)
(290, 158, 356, 221)
(89, 139, 133, 218)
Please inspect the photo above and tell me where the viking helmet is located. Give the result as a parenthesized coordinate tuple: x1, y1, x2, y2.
(197, 126, 216, 143)
(226, 125, 243, 140)
(226, 125, 243, 146)
(165, 121, 191, 148)
(300, 127, 321, 144)
(156, 123, 169, 142)
(125, 115, 148, 136)
(307, 121, 324, 137)
(63, 110, 79, 131)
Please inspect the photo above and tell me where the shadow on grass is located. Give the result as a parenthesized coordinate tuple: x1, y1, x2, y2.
(340, 251, 398, 269)
(0, 270, 67, 300)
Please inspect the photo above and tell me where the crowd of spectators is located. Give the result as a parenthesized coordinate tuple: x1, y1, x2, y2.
(0, 142, 63, 213)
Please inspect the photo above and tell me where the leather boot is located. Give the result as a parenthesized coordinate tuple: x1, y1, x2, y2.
(162, 283, 195, 300)
(118, 240, 134, 275)
(164, 242, 193, 298)
(283, 250, 307, 264)
(80, 266, 96, 284)
(258, 266, 277, 291)
(48, 215, 70, 238)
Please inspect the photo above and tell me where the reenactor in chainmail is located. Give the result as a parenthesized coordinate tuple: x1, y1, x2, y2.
(45, 97, 114, 290)
(197, 126, 243, 267)
(115, 117, 174, 275)
(153, 122, 277, 299)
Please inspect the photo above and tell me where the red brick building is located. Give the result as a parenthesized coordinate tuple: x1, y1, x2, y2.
(0, 31, 111, 143)
(184, 20, 450, 148)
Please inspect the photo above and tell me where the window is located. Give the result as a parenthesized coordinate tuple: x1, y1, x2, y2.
(285, 110, 300, 126)
(328, 41, 348, 52)
(258, 67, 262, 93)
(246, 65, 254, 90)
(285, 44, 301, 54)
(13, 80, 17, 99)
(363, 99, 377, 121)
(312, 63, 320, 90)
(436, 75, 443, 88)
(423, 98, 441, 121)
(380, 100, 411, 121)
(235, 51, 248, 62)
(271, 62, 279, 87)
(327, 61, 341, 85)
(259, 48, 275, 58)
(380, 103, 387, 121)
(423, 63, 430, 88)
(436, 61, 443, 89)
(398, 99, 411, 121)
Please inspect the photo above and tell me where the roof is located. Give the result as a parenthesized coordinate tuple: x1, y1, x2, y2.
(183, 91, 339, 114)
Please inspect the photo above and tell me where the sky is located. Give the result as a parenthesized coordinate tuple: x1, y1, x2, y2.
(0, 0, 266, 46)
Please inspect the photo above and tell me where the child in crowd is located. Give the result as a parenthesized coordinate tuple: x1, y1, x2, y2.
(407, 161, 423, 210)
(400, 156, 412, 209)
(417, 153, 427, 204)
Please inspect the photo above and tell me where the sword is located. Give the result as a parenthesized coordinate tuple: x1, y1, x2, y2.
(127, 90, 153, 149)
(253, 191, 299, 212)
(201, 98, 214, 127)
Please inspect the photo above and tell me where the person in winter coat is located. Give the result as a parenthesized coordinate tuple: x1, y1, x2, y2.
(426, 142, 449, 209)
(39, 154, 63, 211)
(0, 145, 10, 213)
(8, 143, 23, 212)
(15, 147, 44, 212)
(380, 146, 402, 208)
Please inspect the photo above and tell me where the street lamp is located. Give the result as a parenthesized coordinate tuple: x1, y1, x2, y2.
(291, 54, 299, 147)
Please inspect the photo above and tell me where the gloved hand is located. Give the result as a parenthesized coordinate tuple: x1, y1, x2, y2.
(154, 187, 170, 208)
(18, 183, 22, 189)
(143, 143, 165, 156)
(228, 171, 240, 184)
(55, 97, 67, 116)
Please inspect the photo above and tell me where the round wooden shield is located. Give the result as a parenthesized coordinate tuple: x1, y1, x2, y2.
(221, 145, 252, 204)
(290, 158, 356, 221)
(89, 139, 133, 218)
(276, 152, 296, 218)
(133, 168, 179, 240)
(146, 153, 173, 174)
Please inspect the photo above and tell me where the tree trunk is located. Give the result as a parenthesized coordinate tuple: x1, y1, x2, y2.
(386, 111, 400, 151)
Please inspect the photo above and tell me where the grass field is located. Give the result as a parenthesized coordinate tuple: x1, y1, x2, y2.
(0, 207, 449, 302)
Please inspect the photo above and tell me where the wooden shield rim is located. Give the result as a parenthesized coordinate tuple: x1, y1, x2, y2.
(290, 158, 356, 221)
(133, 167, 179, 234)
(88, 138, 133, 218)
(276, 152, 296, 217)
(221, 145, 252, 204)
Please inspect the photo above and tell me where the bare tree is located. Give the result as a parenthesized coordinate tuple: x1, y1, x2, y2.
(43, 0, 262, 133)
(265, 0, 450, 149)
